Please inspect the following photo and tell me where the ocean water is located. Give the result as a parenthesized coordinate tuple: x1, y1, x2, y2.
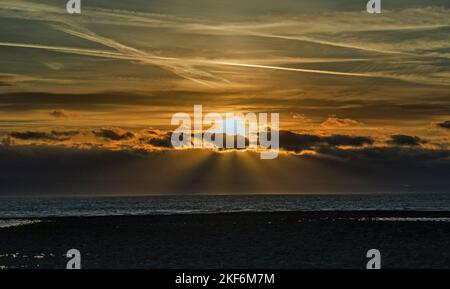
(0, 193, 449, 218)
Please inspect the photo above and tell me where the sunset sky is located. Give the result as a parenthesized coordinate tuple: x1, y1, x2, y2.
(0, 0, 449, 196)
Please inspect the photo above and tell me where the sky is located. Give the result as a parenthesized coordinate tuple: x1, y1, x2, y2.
(0, 0, 449, 196)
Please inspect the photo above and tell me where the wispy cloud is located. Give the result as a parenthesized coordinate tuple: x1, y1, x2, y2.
(2, 1, 449, 86)
(0, 73, 74, 85)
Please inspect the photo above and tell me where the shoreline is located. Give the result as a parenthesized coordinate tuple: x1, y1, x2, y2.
(2, 210, 450, 220)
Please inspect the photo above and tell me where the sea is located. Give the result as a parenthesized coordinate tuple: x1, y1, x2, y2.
(0, 193, 449, 219)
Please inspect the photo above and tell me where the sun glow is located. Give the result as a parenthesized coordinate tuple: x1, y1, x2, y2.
(214, 116, 247, 136)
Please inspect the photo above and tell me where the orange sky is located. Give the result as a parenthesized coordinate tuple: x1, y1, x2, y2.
(0, 0, 448, 195)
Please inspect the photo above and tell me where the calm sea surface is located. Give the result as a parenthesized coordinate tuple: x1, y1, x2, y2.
(0, 193, 449, 218)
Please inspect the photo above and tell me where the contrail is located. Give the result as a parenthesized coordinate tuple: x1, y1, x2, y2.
(0, 40, 386, 80)
(0, 41, 151, 60)
(0, 41, 377, 78)
(52, 24, 229, 86)
(205, 60, 373, 78)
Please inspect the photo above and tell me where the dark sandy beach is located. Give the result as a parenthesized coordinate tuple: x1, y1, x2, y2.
(0, 211, 449, 269)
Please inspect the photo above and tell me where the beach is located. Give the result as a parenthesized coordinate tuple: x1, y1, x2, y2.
(0, 211, 449, 269)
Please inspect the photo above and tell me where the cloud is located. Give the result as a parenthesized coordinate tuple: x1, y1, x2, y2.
(279, 131, 373, 152)
(0, 1, 448, 196)
(93, 128, 135, 141)
(8, 126, 443, 156)
(0, 90, 235, 112)
(144, 137, 173, 148)
(5, 3, 445, 86)
(437, 121, 450, 129)
(10, 130, 79, 141)
(3, 125, 447, 161)
(4, 126, 378, 155)
(388, 135, 426, 146)
(0, 0, 230, 88)
(49, 109, 70, 118)
(0, 91, 447, 130)
(143, 130, 319, 152)
(323, 135, 374, 147)
(140, 131, 173, 148)
(317, 146, 450, 164)
(320, 117, 364, 129)
(0, 39, 381, 86)
(44, 62, 63, 71)
(0, 73, 72, 86)
(1, 1, 450, 89)
(1, 136, 13, 146)
(0, 143, 448, 196)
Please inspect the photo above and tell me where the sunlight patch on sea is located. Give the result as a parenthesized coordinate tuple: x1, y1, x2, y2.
(0, 219, 42, 228)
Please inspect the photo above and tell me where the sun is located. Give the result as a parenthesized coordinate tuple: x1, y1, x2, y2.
(215, 116, 247, 136)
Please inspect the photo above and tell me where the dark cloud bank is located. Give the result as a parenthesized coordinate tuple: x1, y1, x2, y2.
(438, 121, 450, 129)
(0, 135, 448, 196)
(93, 128, 135, 141)
(388, 135, 425, 147)
(10, 130, 79, 141)
(278, 131, 373, 152)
